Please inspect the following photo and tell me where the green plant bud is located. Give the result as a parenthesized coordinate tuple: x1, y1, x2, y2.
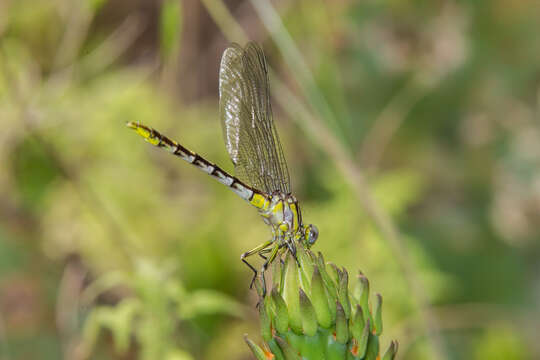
(271, 286, 289, 334)
(268, 338, 285, 360)
(307, 249, 318, 263)
(316, 251, 326, 265)
(328, 262, 341, 284)
(364, 332, 380, 360)
(275, 335, 301, 360)
(244, 334, 269, 360)
(373, 293, 383, 336)
(299, 288, 318, 336)
(316, 253, 337, 297)
(356, 319, 370, 359)
(357, 274, 371, 327)
(352, 271, 363, 302)
(297, 245, 314, 290)
(335, 301, 349, 344)
(382, 340, 399, 360)
(245, 245, 397, 360)
(259, 296, 272, 342)
(337, 268, 352, 319)
(310, 266, 332, 328)
(272, 259, 284, 294)
(315, 253, 338, 321)
(350, 305, 365, 343)
(283, 254, 302, 334)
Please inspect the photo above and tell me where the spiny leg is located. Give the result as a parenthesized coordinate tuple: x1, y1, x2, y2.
(286, 239, 297, 259)
(241, 259, 258, 289)
(282, 237, 301, 267)
(240, 240, 273, 289)
(277, 242, 287, 264)
(258, 247, 272, 261)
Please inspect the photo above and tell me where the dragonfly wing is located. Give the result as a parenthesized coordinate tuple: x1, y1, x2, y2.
(219, 42, 291, 194)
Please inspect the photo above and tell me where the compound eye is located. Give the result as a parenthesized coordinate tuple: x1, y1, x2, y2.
(308, 224, 319, 245)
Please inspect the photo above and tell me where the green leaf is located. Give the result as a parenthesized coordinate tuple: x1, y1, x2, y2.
(82, 309, 102, 352)
(81, 270, 131, 304)
(82, 298, 142, 354)
(111, 299, 142, 353)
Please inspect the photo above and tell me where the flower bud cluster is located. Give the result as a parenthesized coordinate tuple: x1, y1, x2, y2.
(245, 245, 398, 360)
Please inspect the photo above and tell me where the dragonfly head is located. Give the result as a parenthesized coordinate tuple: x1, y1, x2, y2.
(303, 224, 319, 249)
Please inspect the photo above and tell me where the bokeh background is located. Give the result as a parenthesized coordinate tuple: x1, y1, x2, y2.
(1, 0, 539, 359)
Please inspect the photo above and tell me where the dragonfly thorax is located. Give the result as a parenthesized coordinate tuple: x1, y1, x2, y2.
(249, 192, 317, 249)
(254, 192, 302, 242)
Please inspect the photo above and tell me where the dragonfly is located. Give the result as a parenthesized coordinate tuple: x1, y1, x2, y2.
(127, 42, 318, 294)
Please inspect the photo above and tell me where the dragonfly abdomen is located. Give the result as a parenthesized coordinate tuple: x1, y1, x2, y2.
(127, 122, 261, 202)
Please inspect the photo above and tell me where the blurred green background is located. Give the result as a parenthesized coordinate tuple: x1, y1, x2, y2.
(0, 0, 539, 359)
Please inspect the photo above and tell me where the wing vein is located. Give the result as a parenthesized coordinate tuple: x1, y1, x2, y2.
(219, 42, 290, 194)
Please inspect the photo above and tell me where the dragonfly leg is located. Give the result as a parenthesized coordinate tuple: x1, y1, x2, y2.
(258, 247, 272, 260)
(286, 240, 296, 258)
(241, 258, 258, 289)
(285, 239, 301, 266)
(277, 242, 287, 264)
(240, 240, 273, 289)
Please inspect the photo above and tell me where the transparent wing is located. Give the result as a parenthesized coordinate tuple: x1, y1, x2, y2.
(219, 42, 290, 194)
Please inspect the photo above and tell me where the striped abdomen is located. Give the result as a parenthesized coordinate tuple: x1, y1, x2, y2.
(127, 122, 270, 210)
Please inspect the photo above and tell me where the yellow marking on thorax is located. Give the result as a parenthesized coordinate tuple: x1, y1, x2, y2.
(250, 193, 269, 211)
(289, 203, 300, 232)
(277, 202, 300, 233)
(275, 201, 287, 231)
(272, 200, 284, 214)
